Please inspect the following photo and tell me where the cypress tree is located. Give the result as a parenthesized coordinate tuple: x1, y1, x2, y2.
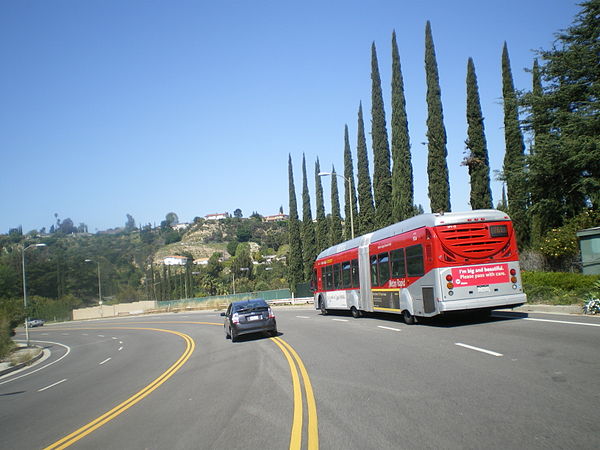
(371, 43, 393, 228)
(301, 154, 317, 281)
(356, 102, 376, 234)
(343, 125, 358, 240)
(329, 165, 343, 246)
(314, 158, 329, 253)
(501, 42, 530, 248)
(425, 21, 451, 213)
(464, 57, 493, 210)
(391, 30, 414, 222)
(287, 154, 304, 293)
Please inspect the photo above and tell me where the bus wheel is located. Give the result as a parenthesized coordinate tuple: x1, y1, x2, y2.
(402, 310, 416, 325)
(350, 306, 361, 319)
(319, 299, 328, 315)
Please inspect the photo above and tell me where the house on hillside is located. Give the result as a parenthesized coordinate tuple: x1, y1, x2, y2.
(263, 213, 288, 222)
(171, 223, 190, 231)
(205, 212, 229, 221)
(163, 255, 188, 266)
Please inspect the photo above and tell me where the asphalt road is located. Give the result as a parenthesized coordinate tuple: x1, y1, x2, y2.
(1, 308, 599, 449)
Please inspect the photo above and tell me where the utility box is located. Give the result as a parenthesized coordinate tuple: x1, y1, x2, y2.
(576, 227, 600, 275)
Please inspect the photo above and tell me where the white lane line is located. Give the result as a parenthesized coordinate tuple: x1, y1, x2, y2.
(524, 317, 600, 327)
(38, 378, 67, 392)
(455, 343, 503, 357)
(99, 357, 111, 365)
(1, 340, 71, 386)
(118, 347, 123, 351)
(332, 319, 349, 322)
(378, 326, 401, 332)
(119, 341, 123, 345)
(112, 337, 118, 340)
(82, 333, 88, 336)
(61, 333, 69, 336)
(296, 316, 311, 319)
(98, 335, 105, 338)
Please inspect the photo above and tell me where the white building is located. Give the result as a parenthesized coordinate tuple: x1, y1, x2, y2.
(205, 212, 230, 221)
(163, 255, 188, 266)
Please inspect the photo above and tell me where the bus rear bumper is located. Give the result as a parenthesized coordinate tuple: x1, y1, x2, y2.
(438, 293, 527, 312)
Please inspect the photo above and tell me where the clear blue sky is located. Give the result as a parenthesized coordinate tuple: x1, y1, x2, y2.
(0, 0, 580, 233)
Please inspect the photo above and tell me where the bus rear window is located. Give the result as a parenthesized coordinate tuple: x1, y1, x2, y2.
(490, 225, 508, 237)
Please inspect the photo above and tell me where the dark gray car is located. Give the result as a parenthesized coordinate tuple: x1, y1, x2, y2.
(221, 299, 277, 342)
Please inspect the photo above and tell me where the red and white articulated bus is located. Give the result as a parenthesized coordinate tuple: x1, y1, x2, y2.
(312, 209, 526, 323)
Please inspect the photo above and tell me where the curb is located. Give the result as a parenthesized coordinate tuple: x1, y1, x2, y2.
(0, 346, 44, 377)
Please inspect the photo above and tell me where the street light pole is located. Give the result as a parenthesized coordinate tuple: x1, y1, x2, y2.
(22, 243, 46, 347)
(85, 259, 103, 317)
(319, 172, 355, 239)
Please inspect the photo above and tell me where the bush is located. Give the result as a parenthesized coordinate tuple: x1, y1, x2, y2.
(0, 314, 16, 359)
(522, 271, 600, 304)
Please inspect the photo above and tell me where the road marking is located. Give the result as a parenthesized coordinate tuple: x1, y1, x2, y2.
(112, 337, 118, 340)
(271, 337, 319, 450)
(39, 379, 67, 392)
(97, 335, 104, 338)
(119, 341, 123, 344)
(82, 334, 88, 336)
(61, 333, 69, 336)
(1, 341, 71, 386)
(332, 319, 348, 322)
(455, 343, 503, 357)
(44, 327, 195, 450)
(523, 317, 600, 327)
(99, 358, 111, 365)
(118, 347, 123, 351)
(296, 316, 311, 319)
(378, 326, 401, 332)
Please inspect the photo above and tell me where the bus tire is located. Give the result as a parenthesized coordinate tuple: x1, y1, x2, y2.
(319, 298, 328, 315)
(402, 310, 416, 325)
(350, 306, 361, 319)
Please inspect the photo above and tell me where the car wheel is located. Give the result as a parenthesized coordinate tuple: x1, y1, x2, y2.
(231, 331, 238, 343)
(225, 327, 231, 339)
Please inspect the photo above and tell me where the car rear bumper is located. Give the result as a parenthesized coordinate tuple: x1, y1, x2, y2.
(233, 318, 277, 336)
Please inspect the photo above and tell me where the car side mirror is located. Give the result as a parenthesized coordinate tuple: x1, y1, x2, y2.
(220, 312, 226, 317)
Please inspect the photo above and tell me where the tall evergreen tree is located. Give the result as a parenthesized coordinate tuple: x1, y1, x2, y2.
(524, 1, 599, 235)
(425, 21, 451, 213)
(314, 158, 329, 253)
(391, 31, 414, 222)
(356, 102, 376, 234)
(501, 42, 530, 248)
(464, 57, 493, 210)
(371, 43, 393, 228)
(301, 154, 317, 281)
(329, 166, 343, 246)
(287, 155, 304, 293)
(343, 125, 358, 240)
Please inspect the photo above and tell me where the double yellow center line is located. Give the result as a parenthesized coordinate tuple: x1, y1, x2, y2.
(42, 323, 318, 450)
(45, 327, 195, 450)
(271, 336, 319, 450)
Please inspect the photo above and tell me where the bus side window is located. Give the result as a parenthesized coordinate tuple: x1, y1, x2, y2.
(370, 255, 379, 287)
(391, 248, 405, 278)
(333, 263, 342, 289)
(342, 261, 351, 288)
(406, 244, 424, 277)
(378, 252, 390, 286)
(351, 259, 360, 288)
(325, 265, 332, 290)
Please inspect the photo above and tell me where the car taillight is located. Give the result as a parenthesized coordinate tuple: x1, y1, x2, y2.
(232, 313, 239, 324)
(268, 307, 275, 319)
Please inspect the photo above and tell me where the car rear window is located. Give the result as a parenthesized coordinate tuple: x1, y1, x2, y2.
(233, 300, 268, 312)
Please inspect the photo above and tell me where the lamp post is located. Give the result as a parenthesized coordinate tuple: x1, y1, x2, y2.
(22, 243, 46, 347)
(319, 171, 355, 239)
(85, 259, 103, 317)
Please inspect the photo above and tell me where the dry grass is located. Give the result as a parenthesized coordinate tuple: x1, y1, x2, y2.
(7, 347, 42, 366)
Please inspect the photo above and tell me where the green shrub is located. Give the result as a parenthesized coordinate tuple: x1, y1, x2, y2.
(0, 314, 15, 359)
(522, 271, 600, 304)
